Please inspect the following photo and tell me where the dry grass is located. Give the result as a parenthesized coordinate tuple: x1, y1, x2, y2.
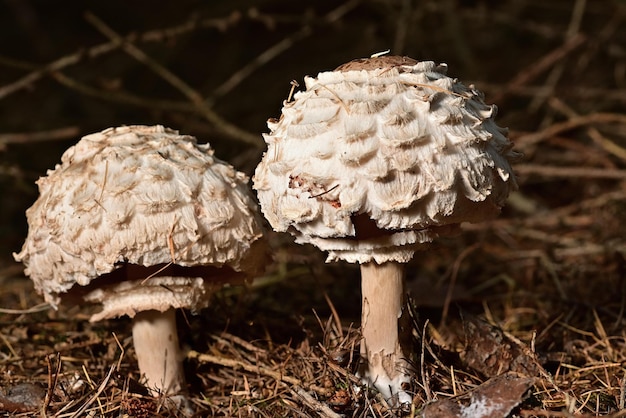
(1, 0, 626, 416)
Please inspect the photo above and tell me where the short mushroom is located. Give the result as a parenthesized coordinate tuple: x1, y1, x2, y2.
(253, 56, 518, 405)
(13, 125, 267, 408)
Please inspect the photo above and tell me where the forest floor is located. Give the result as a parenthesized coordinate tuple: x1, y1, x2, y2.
(1, 0, 626, 416)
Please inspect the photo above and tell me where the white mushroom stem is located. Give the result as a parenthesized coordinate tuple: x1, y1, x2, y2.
(360, 261, 412, 406)
(132, 308, 185, 396)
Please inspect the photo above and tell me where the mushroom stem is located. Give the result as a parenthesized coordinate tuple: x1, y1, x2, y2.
(360, 261, 412, 406)
(132, 308, 185, 396)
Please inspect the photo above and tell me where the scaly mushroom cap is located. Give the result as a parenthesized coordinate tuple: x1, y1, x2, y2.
(254, 56, 518, 264)
(14, 125, 266, 320)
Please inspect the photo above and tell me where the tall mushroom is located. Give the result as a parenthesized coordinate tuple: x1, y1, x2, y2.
(253, 56, 518, 405)
(13, 125, 267, 407)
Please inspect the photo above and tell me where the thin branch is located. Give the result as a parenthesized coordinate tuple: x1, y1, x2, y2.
(84, 12, 261, 147)
(0, 127, 80, 146)
(187, 350, 328, 395)
(491, 33, 586, 103)
(441, 243, 480, 327)
(0, 303, 51, 314)
(516, 164, 626, 180)
(42, 353, 61, 415)
(0, 45, 116, 101)
(548, 97, 626, 162)
(476, 83, 626, 103)
(68, 365, 116, 418)
(207, 0, 361, 103)
(208, 26, 312, 103)
(51, 72, 197, 114)
(392, 0, 412, 55)
(291, 386, 342, 418)
(527, 0, 587, 111)
(466, 190, 626, 233)
(0, 57, 200, 118)
(0, 13, 241, 101)
(515, 113, 626, 147)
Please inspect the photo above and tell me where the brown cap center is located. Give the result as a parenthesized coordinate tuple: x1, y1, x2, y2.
(335, 55, 419, 72)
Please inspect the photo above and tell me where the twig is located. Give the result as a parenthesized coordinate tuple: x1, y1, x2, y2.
(291, 386, 342, 418)
(0, 303, 51, 314)
(81, 364, 106, 415)
(441, 243, 480, 327)
(0, 14, 240, 101)
(323, 292, 344, 340)
(491, 33, 586, 103)
(207, 0, 361, 103)
(471, 190, 626, 230)
(459, 9, 564, 40)
(554, 243, 626, 259)
(187, 350, 328, 394)
(420, 320, 433, 402)
(549, 97, 626, 162)
(515, 164, 626, 180)
(515, 112, 626, 147)
(617, 373, 626, 411)
(0, 333, 19, 361)
(0, 127, 80, 146)
(69, 364, 116, 418)
(392, 0, 412, 55)
(51, 72, 197, 114)
(188, 349, 301, 384)
(544, 190, 626, 219)
(325, 358, 362, 385)
(528, 0, 587, 111)
(134, 12, 242, 40)
(215, 332, 265, 354)
(84, 12, 261, 147)
(0, 46, 115, 101)
(43, 353, 62, 415)
(4, 48, 240, 119)
(112, 332, 125, 372)
(208, 26, 312, 103)
(442, 0, 476, 75)
(477, 83, 626, 103)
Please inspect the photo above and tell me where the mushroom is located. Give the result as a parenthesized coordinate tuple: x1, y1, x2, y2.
(13, 125, 267, 407)
(253, 56, 518, 405)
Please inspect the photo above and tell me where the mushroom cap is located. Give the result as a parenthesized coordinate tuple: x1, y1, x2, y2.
(14, 125, 267, 319)
(253, 56, 518, 264)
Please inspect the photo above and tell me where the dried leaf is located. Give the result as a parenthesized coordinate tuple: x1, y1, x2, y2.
(422, 372, 535, 418)
(461, 316, 542, 377)
(0, 383, 45, 413)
